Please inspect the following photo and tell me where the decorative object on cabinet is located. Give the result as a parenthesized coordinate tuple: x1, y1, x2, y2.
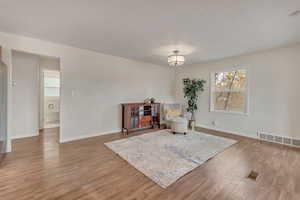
(150, 97, 156, 103)
(121, 103, 160, 134)
(144, 98, 151, 104)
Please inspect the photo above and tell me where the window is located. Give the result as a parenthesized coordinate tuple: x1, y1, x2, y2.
(210, 70, 248, 114)
(44, 77, 60, 97)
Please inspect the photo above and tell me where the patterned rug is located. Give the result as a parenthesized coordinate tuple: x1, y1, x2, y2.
(105, 130, 237, 188)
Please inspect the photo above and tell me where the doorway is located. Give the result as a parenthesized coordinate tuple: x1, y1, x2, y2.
(11, 50, 60, 146)
(43, 71, 60, 129)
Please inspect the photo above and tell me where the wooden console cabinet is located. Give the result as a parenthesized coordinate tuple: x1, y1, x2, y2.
(121, 103, 160, 134)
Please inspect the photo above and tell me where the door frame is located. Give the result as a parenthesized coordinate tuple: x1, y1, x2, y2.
(0, 60, 8, 159)
(4, 48, 62, 152)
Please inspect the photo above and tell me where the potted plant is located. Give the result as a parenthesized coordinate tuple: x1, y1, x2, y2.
(183, 78, 206, 130)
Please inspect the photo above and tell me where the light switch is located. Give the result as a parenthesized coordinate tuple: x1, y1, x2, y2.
(71, 89, 75, 97)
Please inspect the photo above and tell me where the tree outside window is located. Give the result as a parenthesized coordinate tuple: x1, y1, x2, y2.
(211, 70, 248, 114)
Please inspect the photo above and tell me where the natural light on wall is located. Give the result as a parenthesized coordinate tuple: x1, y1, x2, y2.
(210, 70, 248, 114)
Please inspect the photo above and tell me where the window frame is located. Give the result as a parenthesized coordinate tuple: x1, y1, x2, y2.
(210, 68, 249, 115)
(44, 74, 60, 97)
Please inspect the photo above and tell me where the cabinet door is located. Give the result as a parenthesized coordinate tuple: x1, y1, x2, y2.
(123, 105, 132, 129)
(130, 106, 140, 129)
(152, 104, 160, 125)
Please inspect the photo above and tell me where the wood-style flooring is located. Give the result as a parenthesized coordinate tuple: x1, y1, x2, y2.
(0, 127, 300, 200)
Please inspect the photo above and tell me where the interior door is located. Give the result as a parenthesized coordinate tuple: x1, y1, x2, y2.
(0, 61, 7, 159)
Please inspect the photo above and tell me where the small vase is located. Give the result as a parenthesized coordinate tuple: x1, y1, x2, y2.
(188, 120, 195, 130)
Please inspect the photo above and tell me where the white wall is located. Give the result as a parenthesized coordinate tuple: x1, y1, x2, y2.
(11, 51, 40, 139)
(175, 44, 300, 139)
(0, 32, 175, 147)
(61, 54, 174, 142)
(39, 56, 60, 71)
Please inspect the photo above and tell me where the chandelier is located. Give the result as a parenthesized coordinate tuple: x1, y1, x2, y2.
(167, 50, 185, 67)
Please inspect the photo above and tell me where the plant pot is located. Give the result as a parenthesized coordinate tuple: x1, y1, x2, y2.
(188, 120, 195, 130)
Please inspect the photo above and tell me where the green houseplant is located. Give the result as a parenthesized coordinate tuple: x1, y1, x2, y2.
(183, 78, 206, 129)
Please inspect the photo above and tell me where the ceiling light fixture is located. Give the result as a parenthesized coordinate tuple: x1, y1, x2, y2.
(168, 50, 185, 67)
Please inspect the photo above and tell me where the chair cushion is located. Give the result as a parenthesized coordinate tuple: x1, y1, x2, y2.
(169, 117, 188, 123)
(170, 117, 188, 133)
(165, 109, 181, 118)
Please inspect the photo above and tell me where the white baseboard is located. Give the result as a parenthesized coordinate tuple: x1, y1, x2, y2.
(10, 131, 39, 140)
(6, 139, 11, 153)
(7, 131, 39, 153)
(60, 129, 122, 143)
(197, 124, 257, 139)
(6, 130, 121, 152)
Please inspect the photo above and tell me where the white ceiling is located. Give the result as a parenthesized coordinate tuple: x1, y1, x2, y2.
(0, 0, 300, 66)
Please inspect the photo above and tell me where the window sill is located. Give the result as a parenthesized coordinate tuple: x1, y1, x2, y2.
(210, 110, 249, 116)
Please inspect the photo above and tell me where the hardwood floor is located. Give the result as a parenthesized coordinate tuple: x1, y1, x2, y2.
(0, 127, 300, 200)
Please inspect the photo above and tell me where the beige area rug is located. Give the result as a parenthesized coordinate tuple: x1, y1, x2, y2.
(105, 130, 237, 188)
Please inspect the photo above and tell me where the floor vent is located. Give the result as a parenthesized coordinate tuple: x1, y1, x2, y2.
(258, 132, 300, 148)
(247, 171, 259, 181)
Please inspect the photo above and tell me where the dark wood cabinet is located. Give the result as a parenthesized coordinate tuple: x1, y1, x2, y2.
(121, 103, 160, 134)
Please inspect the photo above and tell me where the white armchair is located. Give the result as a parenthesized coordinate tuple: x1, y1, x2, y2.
(163, 104, 188, 135)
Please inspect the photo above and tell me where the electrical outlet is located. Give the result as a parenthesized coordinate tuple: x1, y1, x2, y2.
(212, 121, 217, 126)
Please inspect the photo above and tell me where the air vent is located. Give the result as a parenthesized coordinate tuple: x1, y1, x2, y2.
(258, 132, 300, 148)
(247, 171, 259, 181)
(274, 136, 283, 143)
(259, 133, 267, 140)
(266, 135, 274, 141)
(292, 139, 300, 147)
(283, 138, 291, 145)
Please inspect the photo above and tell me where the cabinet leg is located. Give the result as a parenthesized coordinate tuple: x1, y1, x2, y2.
(122, 128, 129, 136)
